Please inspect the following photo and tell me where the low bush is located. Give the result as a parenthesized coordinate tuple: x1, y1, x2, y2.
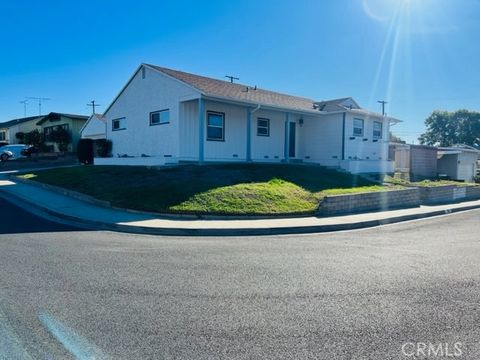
(95, 139, 112, 157)
(77, 139, 94, 164)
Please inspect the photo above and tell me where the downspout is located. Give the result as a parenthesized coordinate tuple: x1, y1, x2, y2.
(341, 112, 346, 161)
(198, 97, 205, 163)
(246, 105, 261, 162)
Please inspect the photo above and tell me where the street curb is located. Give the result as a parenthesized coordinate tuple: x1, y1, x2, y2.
(1, 187, 480, 236)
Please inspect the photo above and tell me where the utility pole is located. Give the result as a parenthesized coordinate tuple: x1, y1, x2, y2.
(377, 100, 388, 116)
(19, 100, 28, 117)
(87, 100, 101, 114)
(26, 97, 51, 115)
(225, 75, 239, 83)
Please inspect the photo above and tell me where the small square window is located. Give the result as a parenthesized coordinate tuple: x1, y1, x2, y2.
(257, 118, 270, 137)
(112, 117, 126, 131)
(207, 111, 224, 141)
(373, 121, 382, 139)
(353, 118, 364, 137)
(150, 109, 170, 125)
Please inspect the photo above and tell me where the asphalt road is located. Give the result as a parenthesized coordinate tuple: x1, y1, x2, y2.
(0, 196, 480, 359)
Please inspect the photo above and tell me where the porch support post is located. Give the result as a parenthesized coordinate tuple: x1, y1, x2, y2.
(246, 108, 252, 162)
(198, 97, 205, 163)
(284, 112, 290, 161)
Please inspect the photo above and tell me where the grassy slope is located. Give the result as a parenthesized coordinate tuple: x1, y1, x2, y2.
(20, 164, 382, 215)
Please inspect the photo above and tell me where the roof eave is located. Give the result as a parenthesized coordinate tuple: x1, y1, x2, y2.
(201, 94, 341, 116)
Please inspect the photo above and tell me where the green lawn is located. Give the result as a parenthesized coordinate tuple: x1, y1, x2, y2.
(19, 164, 388, 215)
(384, 176, 479, 187)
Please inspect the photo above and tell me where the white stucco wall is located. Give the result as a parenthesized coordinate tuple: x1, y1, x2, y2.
(344, 113, 390, 162)
(81, 115, 106, 139)
(105, 66, 200, 160)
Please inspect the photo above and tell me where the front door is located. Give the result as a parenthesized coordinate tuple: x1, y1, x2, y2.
(289, 122, 296, 158)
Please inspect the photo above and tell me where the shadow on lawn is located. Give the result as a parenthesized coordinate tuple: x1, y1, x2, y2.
(27, 163, 377, 213)
(104, 164, 374, 209)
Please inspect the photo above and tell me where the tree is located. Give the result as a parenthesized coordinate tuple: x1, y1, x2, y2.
(23, 129, 43, 147)
(419, 110, 480, 147)
(15, 132, 25, 142)
(50, 127, 71, 152)
(389, 132, 404, 143)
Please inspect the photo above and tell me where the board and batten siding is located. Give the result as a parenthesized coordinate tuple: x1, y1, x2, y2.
(458, 152, 478, 181)
(298, 113, 343, 166)
(201, 100, 247, 161)
(105, 66, 200, 159)
(251, 109, 286, 162)
(179, 100, 200, 161)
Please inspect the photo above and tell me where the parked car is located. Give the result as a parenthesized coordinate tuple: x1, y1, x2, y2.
(0, 144, 28, 161)
(21, 146, 39, 157)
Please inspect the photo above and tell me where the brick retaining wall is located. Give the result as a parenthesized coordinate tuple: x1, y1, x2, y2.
(317, 188, 421, 216)
(419, 185, 480, 204)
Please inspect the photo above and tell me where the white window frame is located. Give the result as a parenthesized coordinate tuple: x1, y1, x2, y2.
(112, 117, 126, 131)
(206, 111, 225, 141)
(373, 121, 383, 139)
(353, 118, 364, 137)
(0, 131, 6, 141)
(150, 109, 170, 126)
(257, 118, 270, 137)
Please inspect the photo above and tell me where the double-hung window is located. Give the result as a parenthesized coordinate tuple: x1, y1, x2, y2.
(257, 118, 270, 137)
(0, 131, 5, 141)
(150, 109, 170, 125)
(353, 118, 364, 137)
(373, 121, 382, 139)
(206, 111, 224, 141)
(112, 117, 126, 131)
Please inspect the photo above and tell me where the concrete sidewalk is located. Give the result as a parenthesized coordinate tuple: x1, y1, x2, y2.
(1, 176, 480, 236)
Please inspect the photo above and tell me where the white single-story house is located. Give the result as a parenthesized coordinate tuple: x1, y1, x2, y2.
(437, 145, 480, 182)
(98, 63, 401, 173)
(80, 113, 106, 140)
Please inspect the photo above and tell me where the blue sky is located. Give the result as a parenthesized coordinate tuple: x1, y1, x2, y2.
(1, 0, 479, 143)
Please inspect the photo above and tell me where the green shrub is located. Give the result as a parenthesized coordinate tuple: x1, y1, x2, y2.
(24, 129, 43, 147)
(77, 139, 94, 164)
(95, 139, 112, 157)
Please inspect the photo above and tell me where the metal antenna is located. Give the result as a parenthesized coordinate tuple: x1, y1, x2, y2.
(377, 100, 388, 116)
(87, 100, 102, 114)
(19, 100, 28, 117)
(26, 97, 51, 115)
(225, 75, 239, 83)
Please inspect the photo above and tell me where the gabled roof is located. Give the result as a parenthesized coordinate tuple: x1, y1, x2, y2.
(79, 113, 106, 134)
(0, 115, 44, 129)
(313, 97, 360, 112)
(36, 112, 89, 125)
(146, 64, 318, 112)
(104, 63, 400, 122)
